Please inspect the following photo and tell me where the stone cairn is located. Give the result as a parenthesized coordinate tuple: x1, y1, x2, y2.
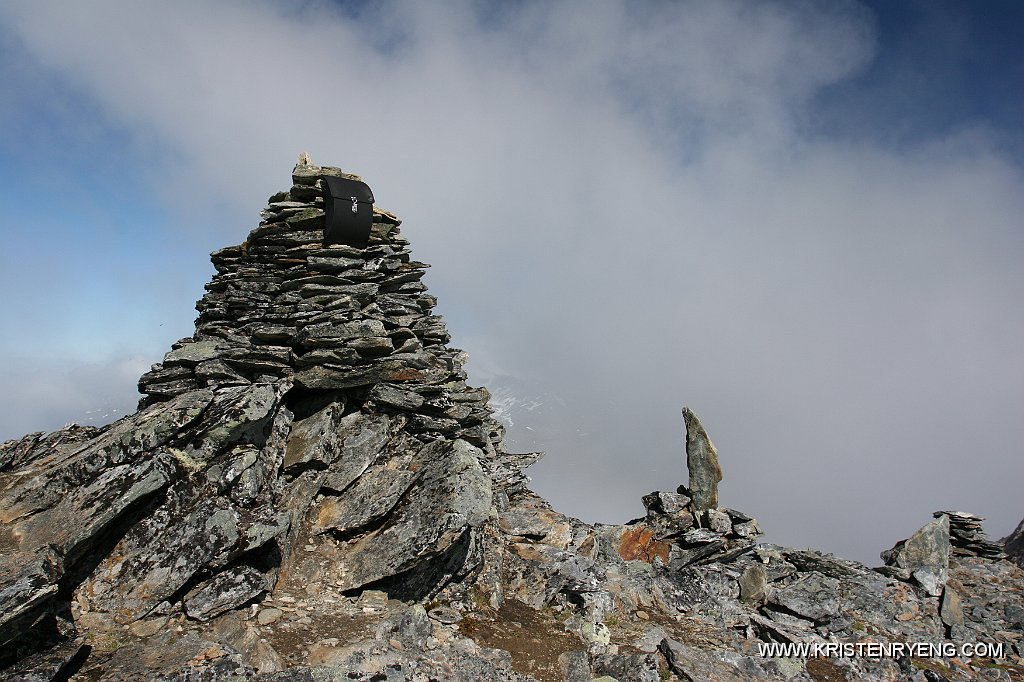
(628, 408, 761, 569)
(0, 157, 537, 672)
(938, 510, 1007, 560)
(136, 157, 533, 493)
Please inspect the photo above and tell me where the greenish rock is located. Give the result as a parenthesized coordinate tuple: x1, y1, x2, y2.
(682, 407, 722, 512)
(314, 466, 417, 534)
(163, 340, 224, 366)
(881, 514, 950, 595)
(285, 207, 325, 230)
(738, 563, 766, 602)
(769, 573, 841, 623)
(334, 439, 492, 593)
(181, 383, 280, 462)
(368, 383, 425, 411)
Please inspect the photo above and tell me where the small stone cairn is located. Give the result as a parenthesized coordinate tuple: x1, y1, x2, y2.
(632, 407, 762, 569)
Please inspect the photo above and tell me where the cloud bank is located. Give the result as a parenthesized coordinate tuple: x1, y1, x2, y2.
(1, 0, 1021, 563)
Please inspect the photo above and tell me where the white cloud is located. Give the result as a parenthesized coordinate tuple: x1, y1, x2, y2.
(1, 0, 1021, 563)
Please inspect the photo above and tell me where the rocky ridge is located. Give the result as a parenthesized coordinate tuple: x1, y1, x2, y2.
(1, 158, 1022, 682)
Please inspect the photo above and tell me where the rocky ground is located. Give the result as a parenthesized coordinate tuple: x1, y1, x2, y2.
(1, 158, 1021, 681)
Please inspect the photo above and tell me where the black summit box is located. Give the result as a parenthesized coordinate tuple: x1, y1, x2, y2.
(323, 175, 375, 249)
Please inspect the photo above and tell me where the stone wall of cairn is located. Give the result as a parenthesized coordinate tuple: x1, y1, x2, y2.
(137, 160, 534, 493)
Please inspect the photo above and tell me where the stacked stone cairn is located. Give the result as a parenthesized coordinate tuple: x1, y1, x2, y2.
(938, 510, 1008, 560)
(136, 157, 534, 494)
(0, 158, 539, 677)
(633, 407, 762, 569)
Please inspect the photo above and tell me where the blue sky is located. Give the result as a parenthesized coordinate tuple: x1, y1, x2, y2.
(1, 1, 1022, 564)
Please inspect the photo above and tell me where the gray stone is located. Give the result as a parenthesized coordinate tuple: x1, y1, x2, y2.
(0, 639, 87, 682)
(82, 486, 244, 622)
(498, 506, 554, 539)
(705, 508, 732, 533)
(382, 605, 432, 648)
(348, 336, 394, 356)
(659, 638, 749, 682)
(335, 439, 492, 593)
(0, 547, 63, 647)
(129, 614, 169, 638)
(769, 573, 842, 623)
(732, 519, 761, 538)
(163, 340, 224, 366)
(257, 607, 283, 625)
(558, 650, 591, 682)
(0, 388, 212, 522)
(307, 255, 365, 272)
(183, 565, 267, 622)
(195, 359, 249, 384)
(300, 319, 386, 347)
(738, 563, 766, 602)
(314, 466, 417, 534)
(592, 651, 662, 682)
(285, 207, 325, 230)
(369, 383, 425, 410)
(882, 514, 950, 594)
(427, 606, 462, 624)
(682, 407, 722, 512)
(16, 453, 176, 560)
(182, 383, 281, 462)
(283, 403, 345, 471)
(641, 490, 690, 515)
(913, 565, 947, 597)
(941, 585, 965, 627)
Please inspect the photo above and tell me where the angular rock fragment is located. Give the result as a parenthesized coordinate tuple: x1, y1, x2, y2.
(335, 439, 492, 593)
(314, 466, 418, 535)
(183, 565, 268, 622)
(82, 487, 246, 622)
(881, 514, 950, 595)
(682, 407, 722, 512)
(0, 547, 63, 647)
(769, 573, 841, 623)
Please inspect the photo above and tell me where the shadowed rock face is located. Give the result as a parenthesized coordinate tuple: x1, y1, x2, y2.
(1006, 518, 1024, 569)
(2, 159, 1022, 682)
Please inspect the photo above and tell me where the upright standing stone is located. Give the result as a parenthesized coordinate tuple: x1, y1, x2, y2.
(683, 407, 722, 512)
